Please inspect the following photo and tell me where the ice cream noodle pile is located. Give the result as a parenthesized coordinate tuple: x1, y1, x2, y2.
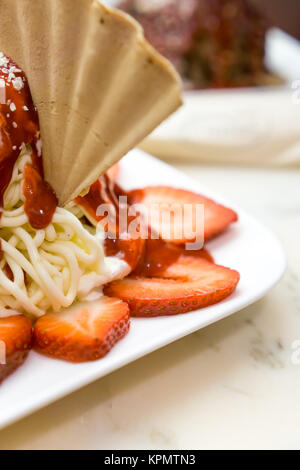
(0, 51, 132, 321)
(0, 0, 239, 382)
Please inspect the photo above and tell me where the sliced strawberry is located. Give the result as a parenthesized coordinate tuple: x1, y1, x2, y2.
(0, 315, 32, 384)
(33, 297, 130, 363)
(127, 186, 238, 243)
(105, 255, 240, 317)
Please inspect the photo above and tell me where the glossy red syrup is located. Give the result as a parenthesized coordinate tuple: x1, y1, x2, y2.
(0, 53, 57, 229)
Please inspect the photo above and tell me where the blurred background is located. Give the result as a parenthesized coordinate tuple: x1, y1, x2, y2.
(119, 0, 294, 89)
(112, 0, 300, 89)
(103, 0, 300, 167)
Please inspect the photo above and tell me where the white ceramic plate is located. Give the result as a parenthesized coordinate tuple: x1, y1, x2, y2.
(0, 150, 286, 430)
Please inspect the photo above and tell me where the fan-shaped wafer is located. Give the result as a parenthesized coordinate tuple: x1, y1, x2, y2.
(0, 0, 182, 204)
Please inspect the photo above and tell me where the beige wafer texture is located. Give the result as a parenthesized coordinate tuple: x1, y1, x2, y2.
(0, 0, 182, 204)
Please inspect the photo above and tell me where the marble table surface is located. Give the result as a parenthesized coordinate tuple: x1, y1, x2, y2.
(0, 163, 299, 450)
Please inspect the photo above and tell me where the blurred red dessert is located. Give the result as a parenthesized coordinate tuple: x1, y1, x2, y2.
(119, 0, 279, 88)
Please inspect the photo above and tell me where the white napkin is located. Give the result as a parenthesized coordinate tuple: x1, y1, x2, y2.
(140, 29, 300, 167)
(140, 87, 300, 166)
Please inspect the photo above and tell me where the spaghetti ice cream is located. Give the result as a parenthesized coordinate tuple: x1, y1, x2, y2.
(0, 53, 130, 319)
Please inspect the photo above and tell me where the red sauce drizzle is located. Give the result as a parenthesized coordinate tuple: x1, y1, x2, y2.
(23, 165, 58, 230)
(75, 175, 123, 230)
(0, 53, 57, 228)
(133, 238, 213, 277)
(75, 175, 144, 270)
(133, 238, 181, 277)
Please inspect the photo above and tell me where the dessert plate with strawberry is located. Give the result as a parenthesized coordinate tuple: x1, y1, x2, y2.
(0, 0, 285, 431)
(0, 149, 285, 430)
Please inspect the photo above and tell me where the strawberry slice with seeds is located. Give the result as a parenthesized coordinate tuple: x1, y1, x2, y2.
(127, 186, 238, 243)
(33, 297, 130, 363)
(0, 315, 32, 384)
(104, 255, 240, 317)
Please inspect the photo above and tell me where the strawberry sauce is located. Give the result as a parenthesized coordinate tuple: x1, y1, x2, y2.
(76, 175, 145, 271)
(75, 175, 124, 230)
(133, 238, 214, 277)
(0, 53, 57, 228)
(23, 165, 58, 230)
(76, 177, 213, 273)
